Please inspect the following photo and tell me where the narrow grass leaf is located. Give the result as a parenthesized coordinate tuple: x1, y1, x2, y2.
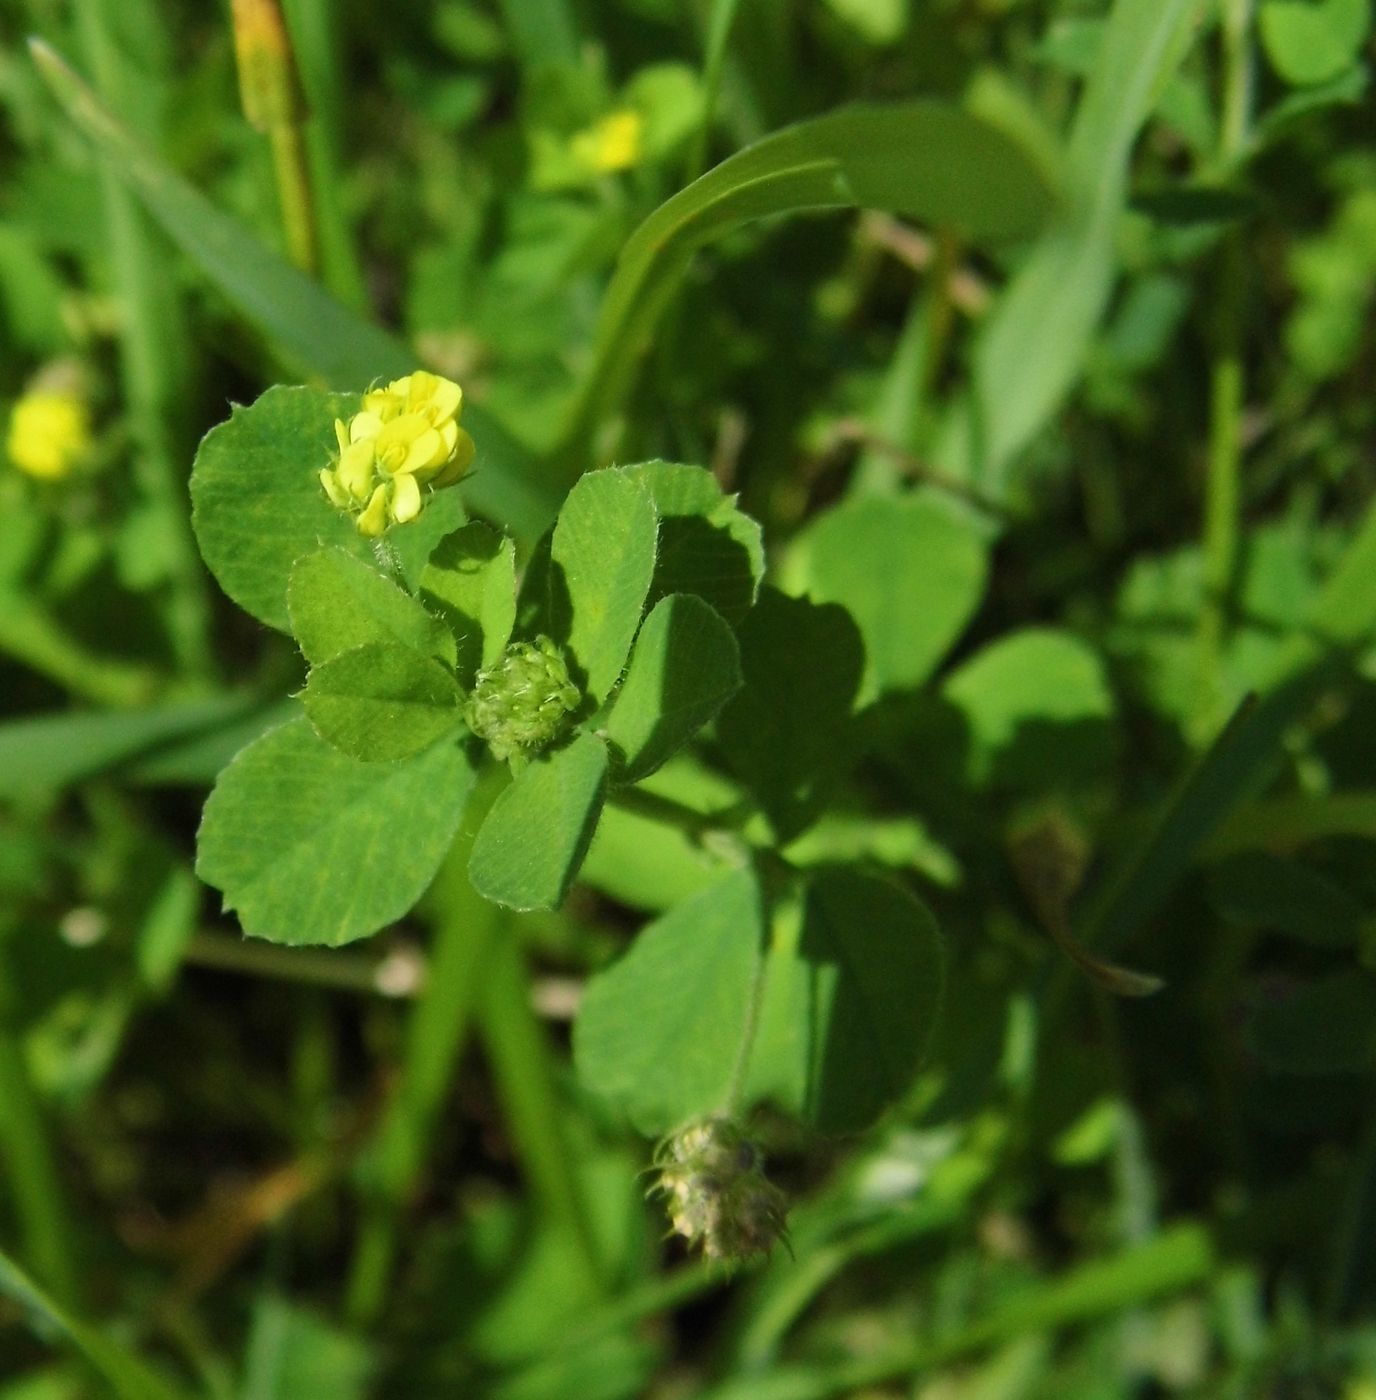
(29, 39, 559, 542)
(0, 1247, 192, 1400)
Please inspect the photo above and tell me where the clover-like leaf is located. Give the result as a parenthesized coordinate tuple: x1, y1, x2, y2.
(574, 867, 766, 1134)
(717, 589, 864, 842)
(551, 469, 658, 702)
(196, 716, 473, 946)
(603, 594, 741, 782)
(574, 865, 945, 1135)
(288, 547, 455, 666)
(302, 642, 464, 763)
(750, 869, 946, 1132)
(419, 521, 517, 689)
(468, 731, 609, 910)
(787, 493, 988, 699)
(621, 461, 764, 624)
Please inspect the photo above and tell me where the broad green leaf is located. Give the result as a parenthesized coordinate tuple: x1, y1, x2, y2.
(288, 548, 455, 667)
(1260, 0, 1370, 86)
(0, 1246, 192, 1400)
(562, 99, 1056, 446)
(938, 0, 1199, 500)
(787, 494, 988, 698)
(941, 628, 1116, 789)
(621, 461, 764, 624)
(751, 869, 945, 1132)
(302, 643, 464, 763)
(1209, 852, 1368, 949)
(1247, 970, 1376, 1074)
(0, 694, 265, 798)
(717, 589, 864, 842)
(469, 732, 609, 910)
(29, 40, 559, 542)
(574, 866, 945, 1135)
(604, 594, 742, 782)
(191, 385, 466, 634)
(419, 522, 517, 688)
(552, 470, 658, 702)
(573, 867, 766, 1134)
(241, 1295, 374, 1400)
(197, 716, 473, 946)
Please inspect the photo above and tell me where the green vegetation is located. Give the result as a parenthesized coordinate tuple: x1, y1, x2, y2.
(1, 0, 1374, 1395)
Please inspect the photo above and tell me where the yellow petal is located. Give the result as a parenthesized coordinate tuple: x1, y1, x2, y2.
(337, 439, 377, 499)
(431, 428, 475, 487)
(320, 466, 351, 509)
(390, 472, 422, 523)
(400, 426, 445, 475)
(357, 483, 389, 537)
(351, 411, 386, 444)
(334, 419, 349, 452)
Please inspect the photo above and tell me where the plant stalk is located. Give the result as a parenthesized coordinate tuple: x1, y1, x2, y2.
(344, 767, 506, 1325)
(0, 957, 79, 1306)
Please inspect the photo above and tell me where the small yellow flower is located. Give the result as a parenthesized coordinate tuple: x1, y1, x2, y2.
(320, 371, 474, 535)
(571, 109, 644, 174)
(6, 390, 92, 481)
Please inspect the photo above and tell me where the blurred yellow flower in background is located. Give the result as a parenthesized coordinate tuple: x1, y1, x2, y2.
(571, 109, 644, 174)
(6, 389, 92, 481)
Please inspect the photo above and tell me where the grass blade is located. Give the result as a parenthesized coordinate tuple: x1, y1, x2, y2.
(949, 0, 1200, 499)
(28, 39, 561, 542)
(559, 100, 1057, 454)
(0, 1247, 194, 1400)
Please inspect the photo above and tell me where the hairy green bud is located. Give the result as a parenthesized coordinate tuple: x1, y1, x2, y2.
(465, 635, 582, 761)
(653, 1117, 787, 1262)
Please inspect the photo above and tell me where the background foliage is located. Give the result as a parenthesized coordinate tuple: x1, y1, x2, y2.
(1, 0, 1375, 1396)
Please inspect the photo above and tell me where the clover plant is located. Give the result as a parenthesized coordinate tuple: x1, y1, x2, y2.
(189, 374, 945, 1253)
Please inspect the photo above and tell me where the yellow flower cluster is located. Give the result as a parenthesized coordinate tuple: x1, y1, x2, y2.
(571, 109, 644, 174)
(6, 389, 91, 481)
(320, 371, 475, 536)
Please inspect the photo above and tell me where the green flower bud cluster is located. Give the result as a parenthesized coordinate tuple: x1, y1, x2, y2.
(653, 1118, 787, 1262)
(465, 635, 582, 761)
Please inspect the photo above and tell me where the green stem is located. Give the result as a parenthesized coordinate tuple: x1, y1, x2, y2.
(721, 926, 769, 1117)
(183, 931, 412, 997)
(477, 931, 605, 1293)
(344, 767, 506, 1325)
(268, 122, 319, 275)
(914, 227, 959, 444)
(685, 0, 743, 181)
(75, 0, 216, 682)
(0, 590, 160, 706)
(607, 784, 748, 840)
(0, 962, 79, 1306)
(280, 0, 367, 306)
(1194, 0, 1253, 743)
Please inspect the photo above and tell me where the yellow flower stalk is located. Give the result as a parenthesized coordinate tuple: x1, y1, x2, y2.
(6, 389, 92, 481)
(571, 109, 644, 174)
(319, 372, 475, 536)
